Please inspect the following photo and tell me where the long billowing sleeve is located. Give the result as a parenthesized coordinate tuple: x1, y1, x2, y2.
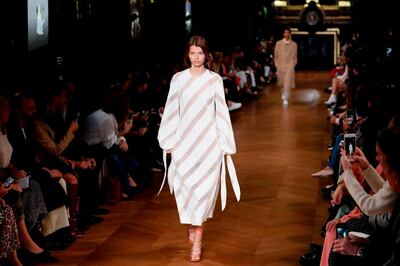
(215, 76, 236, 155)
(157, 73, 181, 196)
(293, 42, 298, 67)
(274, 42, 281, 69)
(158, 73, 181, 153)
(214, 75, 240, 210)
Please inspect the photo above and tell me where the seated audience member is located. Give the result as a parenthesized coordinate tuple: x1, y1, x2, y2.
(82, 90, 137, 200)
(0, 190, 21, 266)
(0, 93, 57, 263)
(325, 55, 349, 105)
(7, 92, 72, 249)
(328, 128, 400, 265)
(213, 51, 242, 111)
(32, 87, 86, 237)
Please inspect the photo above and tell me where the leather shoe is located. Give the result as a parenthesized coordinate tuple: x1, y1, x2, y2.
(90, 216, 104, 224)
(31, 250, 59, 263)
(300, 251, 320, 266)
(309, 243, 322, 253)
(45, 240, 69, 251)
(94, 208, 109, 215)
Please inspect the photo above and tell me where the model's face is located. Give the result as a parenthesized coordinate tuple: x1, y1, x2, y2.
(188, 45, 206, 67)
(283, 30, 291, 40)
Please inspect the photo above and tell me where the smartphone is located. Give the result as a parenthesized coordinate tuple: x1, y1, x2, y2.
(1, 177, 15, 188)
(344, 133, 357, 161)
(346, 109, 355, 125)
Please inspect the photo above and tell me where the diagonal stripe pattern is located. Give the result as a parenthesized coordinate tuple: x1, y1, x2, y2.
(157, 69, 240, 226)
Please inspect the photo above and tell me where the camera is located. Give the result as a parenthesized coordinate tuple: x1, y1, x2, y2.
(344, 133, 356, 161)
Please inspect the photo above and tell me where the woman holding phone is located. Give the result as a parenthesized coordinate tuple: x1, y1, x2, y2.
(158, 35, 240, 262)
(329, 128, 400, 265)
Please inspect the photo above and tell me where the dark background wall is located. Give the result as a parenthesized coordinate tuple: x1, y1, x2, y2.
(1, 0, 398, 91)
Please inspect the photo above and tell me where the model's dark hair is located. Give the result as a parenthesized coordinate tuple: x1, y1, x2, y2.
(283, 27, 292, 33)
(184, 35, 213, 70)
(377, 128, 400, 180)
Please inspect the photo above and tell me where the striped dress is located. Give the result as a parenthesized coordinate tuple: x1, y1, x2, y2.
(158, 69, 240, 226)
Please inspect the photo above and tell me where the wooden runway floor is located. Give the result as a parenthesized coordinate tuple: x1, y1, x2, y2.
(41, 71, 333, 266)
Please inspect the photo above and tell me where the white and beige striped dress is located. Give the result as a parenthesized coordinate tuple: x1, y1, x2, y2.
(158, 68, 240, 226)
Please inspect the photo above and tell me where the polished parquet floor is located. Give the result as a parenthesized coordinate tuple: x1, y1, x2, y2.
(42, 71, 333, 266)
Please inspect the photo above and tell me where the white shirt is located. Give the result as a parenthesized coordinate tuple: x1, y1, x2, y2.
(236, 70, 247, 89)
(82, 109, 125, 149)
(337, 64, 349, 81)
(0, 132, 13, 168)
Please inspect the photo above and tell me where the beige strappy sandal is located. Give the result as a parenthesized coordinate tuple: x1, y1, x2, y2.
(188, 241, 202, 262)
(188, 226, 195, 245)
